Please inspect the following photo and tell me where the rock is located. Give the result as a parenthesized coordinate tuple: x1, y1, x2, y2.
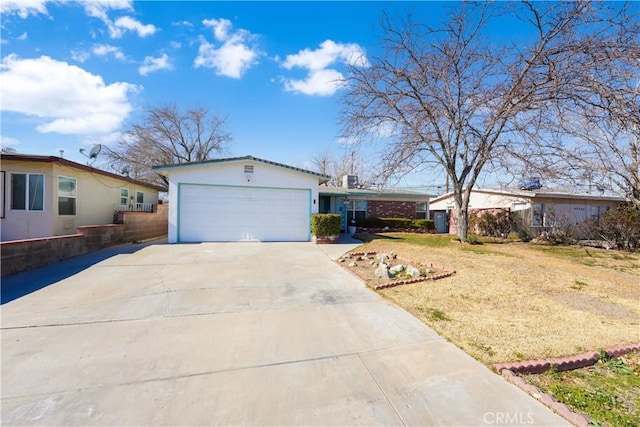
(379, 255, 388, 266)
(406, 265, 421, 278)
(389, 264, 404, 274)
(348, 262, 358, 267)
(369, 260, 377, 266)
(390, 251, 397, 259)
(375, 265, 393, 279)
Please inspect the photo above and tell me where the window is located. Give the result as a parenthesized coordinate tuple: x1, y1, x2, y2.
(416, 202, 427, 219)
(58, 177, 77, 215)
(120, 188, 129, 205)
(11, 173, 44, 211)
(136, 191, 144, 204)
(346, 199, 367, 222)
(591, 205, 609, 220)
(532, 202, 544, 227)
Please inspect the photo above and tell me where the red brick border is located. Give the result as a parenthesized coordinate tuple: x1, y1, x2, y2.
(495, 343, 640, 427)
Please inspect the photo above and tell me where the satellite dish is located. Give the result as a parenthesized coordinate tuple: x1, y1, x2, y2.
(1, 147, 17, 154)
(88, 144, 102, 159)
(121, 166, 130, 176)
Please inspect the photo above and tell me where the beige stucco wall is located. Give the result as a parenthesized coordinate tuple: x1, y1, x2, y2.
(1, 162, 55, 241)
(1, 160, 160, 241)
(51, 163, 159, 237)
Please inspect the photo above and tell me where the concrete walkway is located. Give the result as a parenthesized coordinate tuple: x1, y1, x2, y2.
(1, 241, 568, 426)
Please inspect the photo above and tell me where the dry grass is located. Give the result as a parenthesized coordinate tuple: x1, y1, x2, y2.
(350, 233, 640, 365)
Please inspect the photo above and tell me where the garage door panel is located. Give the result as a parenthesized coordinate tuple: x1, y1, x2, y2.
(179, 185, 310, 242)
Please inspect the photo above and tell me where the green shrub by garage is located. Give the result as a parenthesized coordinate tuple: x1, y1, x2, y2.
(311, 214, 341, 237)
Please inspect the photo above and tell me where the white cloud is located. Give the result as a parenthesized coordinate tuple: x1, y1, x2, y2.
(0, 0, 49, 18)
(172, 20, 193, 28)
(194, 18, 261, 79)
(83, 0, 133, 21)
(283, 69, 345, 97)
(112, 16, 157, 38)
(0, 55, 139, 135)
(71, 50, 91, 63)
(81, 1, 156, 39)
(17, 32, 28, 40)
(170, 41, 182, 49)
(203, 18, 232, 42)
(281, 39, 368, 97)
(92, 44, 125, 60)
(139, 53, 172, 76)
(1, 136, 21, 147)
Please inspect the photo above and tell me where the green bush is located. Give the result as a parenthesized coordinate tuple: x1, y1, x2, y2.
(355, 217, 414, 229)
(412, 219, 435, 230)
(311, 214, 341, 237)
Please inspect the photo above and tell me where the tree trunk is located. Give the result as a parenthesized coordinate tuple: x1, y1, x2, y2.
(453, 190, 469, 241)
(457, 206, 469, 241)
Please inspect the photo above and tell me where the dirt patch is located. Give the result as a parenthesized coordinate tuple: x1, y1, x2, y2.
(337, 251, 454, 289)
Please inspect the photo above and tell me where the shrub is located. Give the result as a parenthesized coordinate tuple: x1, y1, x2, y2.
(355, 217, 414, 229)
(476, 210, 512, 238)
(311, 214, 341, 237)
(585, 203, 640, 251)
(412, 219, 435, 230)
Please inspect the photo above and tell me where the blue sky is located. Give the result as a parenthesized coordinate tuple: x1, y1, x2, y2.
(1, 1, 459, 188)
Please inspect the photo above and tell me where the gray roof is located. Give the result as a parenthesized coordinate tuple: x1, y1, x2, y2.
(319, 186, 432, 199)
(153, 155, 330, 182)
(430, 188, 625, 204)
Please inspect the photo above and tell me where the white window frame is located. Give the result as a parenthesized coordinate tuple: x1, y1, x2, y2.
(11, 173, 44, 211)
(120, 188, 129, 206)
(58, 176, 77, 216)
(416, 202, 427, 219)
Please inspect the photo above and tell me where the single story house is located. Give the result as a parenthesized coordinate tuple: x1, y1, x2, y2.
(318, 176, 431, 232)
(1, 153, 165, 241)
(153, 156, 330, 243)
(429, 188, 624, 235)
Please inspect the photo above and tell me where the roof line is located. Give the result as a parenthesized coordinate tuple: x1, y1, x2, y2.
(1, 154, 166, 192)
(153, 155, 331, 181)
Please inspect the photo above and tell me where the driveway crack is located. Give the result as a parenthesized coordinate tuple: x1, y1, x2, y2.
(356, 353, 407, 427)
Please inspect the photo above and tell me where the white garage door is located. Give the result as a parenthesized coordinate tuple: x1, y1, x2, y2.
(178, 185, 311, 242)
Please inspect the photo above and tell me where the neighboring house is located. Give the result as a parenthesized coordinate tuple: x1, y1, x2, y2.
(319, 175, 432, 232)
(429, 188, 624, 235)
(153, 156, 330, 243)
(1, 154, 165, 241)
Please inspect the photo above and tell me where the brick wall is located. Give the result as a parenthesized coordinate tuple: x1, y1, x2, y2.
(1, 225, 125, 277)
(121, 202, 168, 243)
(367, 200, 417, 219)
(1, 204, 167, 277)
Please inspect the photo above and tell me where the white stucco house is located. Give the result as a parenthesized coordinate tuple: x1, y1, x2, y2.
(429, 188, 624, 235)
(153, 156, 330, 243)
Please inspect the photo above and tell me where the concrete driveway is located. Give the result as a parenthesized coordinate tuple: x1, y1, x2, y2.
(1, 241, 568, 426)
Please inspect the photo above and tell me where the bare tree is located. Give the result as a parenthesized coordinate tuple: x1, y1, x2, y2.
(312, 148, 377, 187)
(341, 1, 638, 240)
(105, 104, 231, 187)
(515, 39, 640, 205)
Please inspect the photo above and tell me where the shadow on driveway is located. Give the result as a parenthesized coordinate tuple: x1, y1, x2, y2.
(1, 239, 166, 304)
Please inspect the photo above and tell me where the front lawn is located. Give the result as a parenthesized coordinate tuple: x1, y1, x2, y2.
(521, 351, 640, 427)
(350, 233, 640, 365)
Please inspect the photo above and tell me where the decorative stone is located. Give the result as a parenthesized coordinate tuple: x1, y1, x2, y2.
(406, 265, 421, 278)
(348, 262, 357, 267)
(390, 251, 397, 259)
(375, 265, 393, 279)
(369, 260, 377, 266)
(389, 264, 404, 274)
(379, 255, 388, 266)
